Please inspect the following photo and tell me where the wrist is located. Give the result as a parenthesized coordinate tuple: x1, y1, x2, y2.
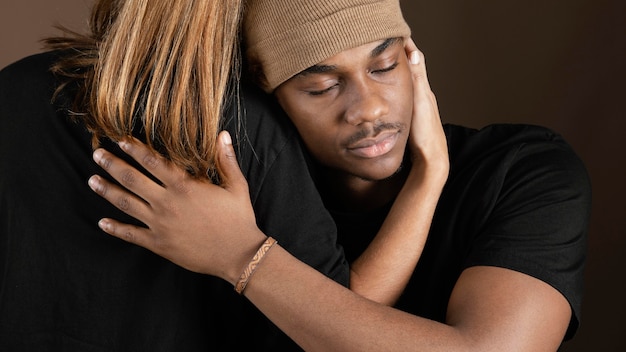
(234, 236, 278, 294)
(408, 158, 449, 187)
(224, 229, 268, 286)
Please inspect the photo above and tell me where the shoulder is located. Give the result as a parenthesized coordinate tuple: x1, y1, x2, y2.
(226, 80, 304, 189)
(442, 123, 591, 233)
(445, 123, 572, 159)
(445, 123, 590, 189)
(443, 123, 590, 339)
(238, 80, 297, 147)
(442, 123, 591, 284)
(0, 51, 70, 114)
(0, 51, 62, 91)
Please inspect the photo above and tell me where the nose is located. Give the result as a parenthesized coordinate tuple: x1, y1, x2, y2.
(343, 81, 388, 126)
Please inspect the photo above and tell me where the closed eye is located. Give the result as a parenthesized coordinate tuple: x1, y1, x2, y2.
(307, 84, 338, 96)
(372, 62, 398, 74)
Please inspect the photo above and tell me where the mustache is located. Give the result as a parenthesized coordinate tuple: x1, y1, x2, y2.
(345, 121, 403, 146)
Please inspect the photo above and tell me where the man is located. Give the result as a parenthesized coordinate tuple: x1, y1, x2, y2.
(88, 0, 591, 350)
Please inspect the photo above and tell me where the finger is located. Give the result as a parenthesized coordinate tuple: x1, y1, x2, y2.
(118, 137, 188, 188)
(88, 174, 152, 223)
(93, 147, 164, 203)
(404, 37, 419, 60)
(409, 50, 443, 150)
(216, 131, 249, 194)
(97, 217, 155, 250)
(408, 49, 439, 113)
(409, 49, 431, 86)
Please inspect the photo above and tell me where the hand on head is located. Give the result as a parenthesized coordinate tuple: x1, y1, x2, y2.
(404, 38, 449, 176)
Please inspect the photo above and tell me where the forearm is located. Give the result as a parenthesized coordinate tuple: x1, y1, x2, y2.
(240, 244, 568, 352)
(350, 162, 447, 305)
(243, 244, 460, 352)
(347, 44, 450, 306)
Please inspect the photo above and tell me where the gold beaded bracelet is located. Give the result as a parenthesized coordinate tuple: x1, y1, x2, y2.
(234, 237, 278, 295)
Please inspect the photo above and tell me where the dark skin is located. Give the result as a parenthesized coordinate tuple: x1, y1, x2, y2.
(88, 39, 572, 351)
(89, 38, 447, 306)
(277, 38, 414, 212)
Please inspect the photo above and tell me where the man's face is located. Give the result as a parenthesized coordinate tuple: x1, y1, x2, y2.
(275, 38, 414, 182)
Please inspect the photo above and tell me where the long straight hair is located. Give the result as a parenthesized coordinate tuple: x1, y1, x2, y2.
(46, 0, 243, 178)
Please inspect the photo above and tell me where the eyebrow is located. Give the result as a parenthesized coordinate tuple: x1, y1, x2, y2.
(299, 63, 338, 75)
(298, 37, 402, 76)
(370, 37, 402, 58)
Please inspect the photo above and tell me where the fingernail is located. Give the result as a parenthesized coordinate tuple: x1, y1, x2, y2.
(222, 131, 232, 145)
(88, 175, 97, 189)
(118, 140, 130, 151)
(88, 175, 101, 192)
(410, 51, 420, 65)
(93, 149, 103, 163)
(98, 219, 111, 231)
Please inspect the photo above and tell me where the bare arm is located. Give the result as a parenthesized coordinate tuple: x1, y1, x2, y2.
(349, 40, 449, 305)
(246, 249, 571, 351)
(86, 39, 446, 307)
(89, 130, 571, 351)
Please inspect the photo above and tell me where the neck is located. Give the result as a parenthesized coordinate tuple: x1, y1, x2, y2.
(321, 165, 409, 213)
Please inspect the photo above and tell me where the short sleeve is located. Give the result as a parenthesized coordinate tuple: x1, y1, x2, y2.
(465, 133, 591, 339)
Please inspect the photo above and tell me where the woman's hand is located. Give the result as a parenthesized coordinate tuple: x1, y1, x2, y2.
(88, 131, 267, 285)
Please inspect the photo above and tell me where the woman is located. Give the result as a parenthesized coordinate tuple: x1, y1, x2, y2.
(1, 0, 348, 349)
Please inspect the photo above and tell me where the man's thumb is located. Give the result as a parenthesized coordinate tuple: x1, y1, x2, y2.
(216, 131, 246, 191)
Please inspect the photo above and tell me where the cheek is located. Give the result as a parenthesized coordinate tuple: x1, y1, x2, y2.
(288, 117, 341, 163)
(295, 121, 335, 152)
(279, 96, 338, 145)
(395, 76, 414, 121)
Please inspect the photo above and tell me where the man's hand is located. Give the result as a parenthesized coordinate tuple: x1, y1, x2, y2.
(88, 131, 266, 285)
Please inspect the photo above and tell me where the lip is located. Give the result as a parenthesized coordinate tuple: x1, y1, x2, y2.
(346, 131, 400, 158)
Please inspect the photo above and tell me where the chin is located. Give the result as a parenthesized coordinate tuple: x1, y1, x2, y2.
(355, 161, 405, 182)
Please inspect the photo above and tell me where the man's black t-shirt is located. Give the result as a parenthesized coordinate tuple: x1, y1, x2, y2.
(326, 123, 590, 340)
(0, 52, 348, 350)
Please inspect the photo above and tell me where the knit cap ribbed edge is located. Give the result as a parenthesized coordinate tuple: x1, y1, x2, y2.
(244, 0, 411, 92)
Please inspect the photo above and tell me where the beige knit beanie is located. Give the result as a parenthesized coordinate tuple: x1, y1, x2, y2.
(244, 0, 411, 92)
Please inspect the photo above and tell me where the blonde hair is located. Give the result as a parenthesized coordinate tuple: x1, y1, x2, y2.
(46, 0, 243, 178)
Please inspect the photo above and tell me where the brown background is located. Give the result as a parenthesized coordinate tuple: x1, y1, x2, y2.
(1, 0, 624, 350)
